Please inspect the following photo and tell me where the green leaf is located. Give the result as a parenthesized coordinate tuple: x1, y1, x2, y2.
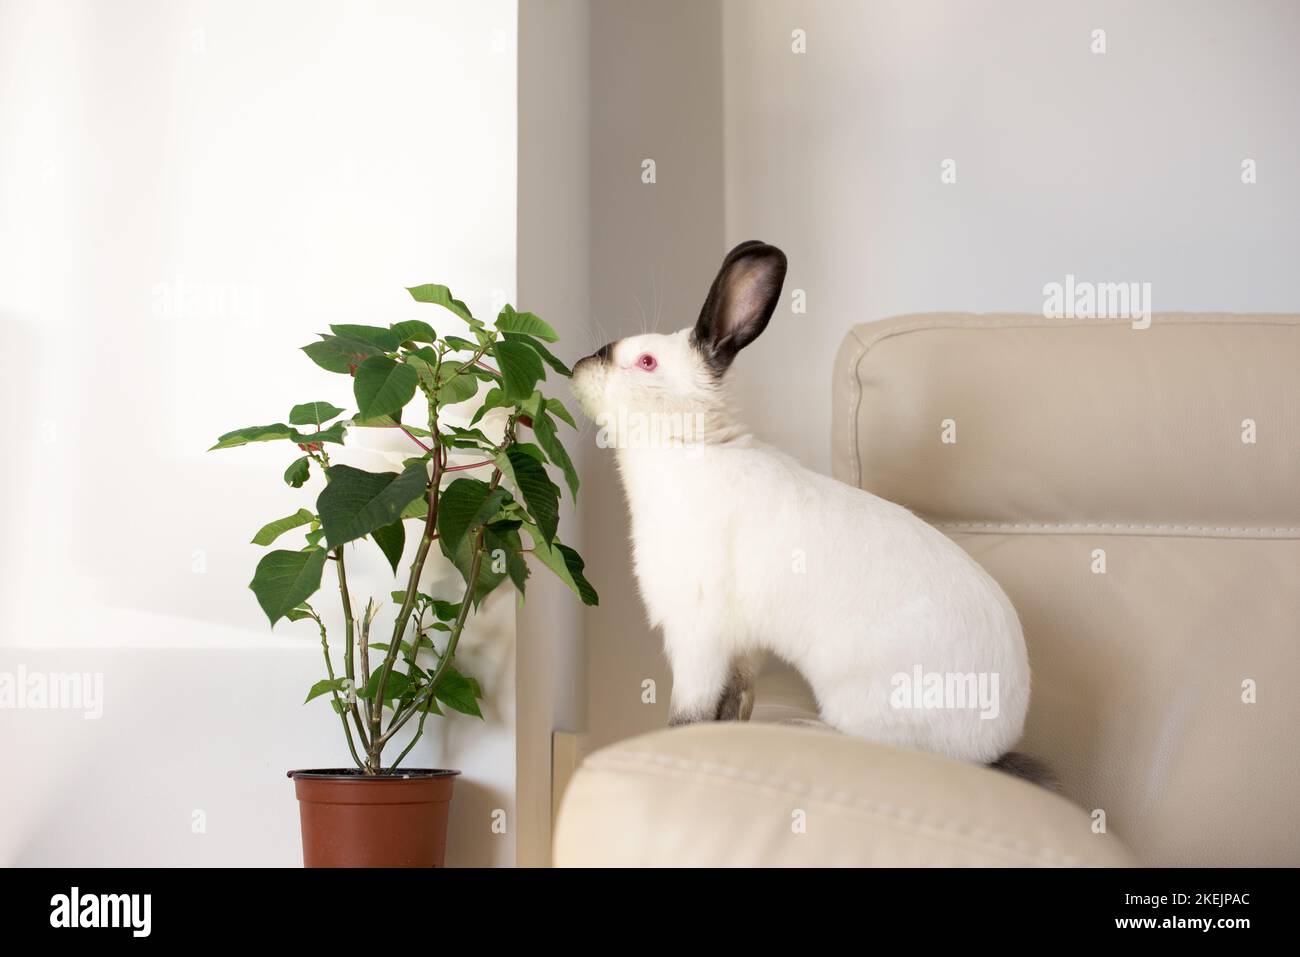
(372, 520, 406, 575)
(435, 361, 480, 407)
(400, 495, 428, 521)
(403, 346, 440, 392)
(441, 523, 506, 607)
(531, 410, 580, 500)
(445, 425, 492, 447)
(406, 283, 474, 323)
(502, 332, 572, 377)
(510, 441, 546, 464)
(389, 319, 437, 345)
(430, 599, 462, 620)
(485, 526, 528, 595)
(290, 422, 348, 446)
(358, 669, 411, 704)
(284, 606, 316, 622)
(317, 463, 428, 548)
(436, 478, 490, 551)
(469, 387, 512, 426)
(302, 335, 382, 374)
(249, 547, 328, 626)
(493, 339, 545, 402)
(252, 508, 317, 546)
(437, 478, 507, 553)
(523, 525, 598, 605)
(284, 456, 311, 488)
(495, 304, 559, 342)
(496, 446, 559, 544)
(434, 665, 484, 718)
(395, 594, 461, 621)
(545, 397, 578, 429)
(349, 410, 399, 429)
(209, 423, 293, 450)
(288, 402, 346, 427)
(354, 355, 419, 419)
(305, 678, 348, 704)
(330, 323, 400, 352)
(443, 335, 479, 352)
(305, 527, 325, 548)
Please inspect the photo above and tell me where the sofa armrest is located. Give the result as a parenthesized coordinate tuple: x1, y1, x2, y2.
(553, 722, 1133, 867)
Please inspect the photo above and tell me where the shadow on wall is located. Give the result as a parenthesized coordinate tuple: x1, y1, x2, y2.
(582, 0, 727, 751)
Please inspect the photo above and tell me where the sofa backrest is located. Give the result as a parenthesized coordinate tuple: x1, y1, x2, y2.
(832, 313, 1299, 866)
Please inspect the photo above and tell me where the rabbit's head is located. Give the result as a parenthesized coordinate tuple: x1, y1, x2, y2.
(572, 241, 786, 445)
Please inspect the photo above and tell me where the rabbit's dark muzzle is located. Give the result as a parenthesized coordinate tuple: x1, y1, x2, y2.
(575, 342, 614, 370)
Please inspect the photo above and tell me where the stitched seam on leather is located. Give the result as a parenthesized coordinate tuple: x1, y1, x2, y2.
(933, 521, 1300, 539)
(842, 315, 1300, 537)
(843, 335, 869, 487)
(586, 750, 1093, 867)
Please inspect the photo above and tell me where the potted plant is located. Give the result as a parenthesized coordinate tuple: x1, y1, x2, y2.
(210, 284, 597, 867)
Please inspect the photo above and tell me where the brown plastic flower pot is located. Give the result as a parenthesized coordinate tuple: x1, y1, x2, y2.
(288, 769, 460, 867)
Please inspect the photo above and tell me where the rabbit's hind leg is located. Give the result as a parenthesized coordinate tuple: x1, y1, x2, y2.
(713, 650, 766, 721)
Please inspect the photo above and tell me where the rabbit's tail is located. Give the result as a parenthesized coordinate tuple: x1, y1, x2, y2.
(989, 751, 1059, 790)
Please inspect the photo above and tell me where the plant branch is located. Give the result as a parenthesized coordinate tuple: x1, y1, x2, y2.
(312, 612, 363, 769)
(333, 547, 371, 753)
(390, 704, 431, 769)
(378, 465, 500, 748)
(369, 398, 444, 765)
(439, 342, 494, 388)
(400, 426, 431, 451)
(443, 459, 493, 472)
(360, 600, 377, 743)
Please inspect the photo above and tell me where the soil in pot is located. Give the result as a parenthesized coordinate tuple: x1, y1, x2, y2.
(289, 768, 461, 868)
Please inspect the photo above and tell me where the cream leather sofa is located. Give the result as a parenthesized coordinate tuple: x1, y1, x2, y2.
(554, 314, 1299, 867)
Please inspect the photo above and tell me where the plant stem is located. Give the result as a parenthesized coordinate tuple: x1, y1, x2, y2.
(439, 342, 494, 389)
(378, 463, 501, 749)
(400, 426, 431, 451)
(334, 547, 371, 755)
(390, 705, 430, 770)
(369, 398, 443, 766)
(360, 608, 373, 743)
(313, 613, 363, 769)
(443, 459, 493, 472)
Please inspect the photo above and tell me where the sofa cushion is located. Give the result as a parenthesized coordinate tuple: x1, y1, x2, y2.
(554, 723, 1134, 867)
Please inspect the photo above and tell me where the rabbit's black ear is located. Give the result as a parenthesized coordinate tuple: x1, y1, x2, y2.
(691, 241, 787, 374)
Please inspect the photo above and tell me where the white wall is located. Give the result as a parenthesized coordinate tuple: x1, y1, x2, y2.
(0, 0, 519, 866)
(577, 0, 1300, 749)
(722, 0, 1300, 470)
(515, 0, 591, 867)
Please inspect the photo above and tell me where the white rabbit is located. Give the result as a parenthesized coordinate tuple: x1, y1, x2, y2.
(572, 241, 1039, 778)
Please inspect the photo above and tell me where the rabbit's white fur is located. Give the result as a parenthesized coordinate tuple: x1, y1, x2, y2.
(572, 243, 1029, 765)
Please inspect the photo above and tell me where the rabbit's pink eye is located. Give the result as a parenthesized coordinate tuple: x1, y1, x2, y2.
(635, 353, 658, 372)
